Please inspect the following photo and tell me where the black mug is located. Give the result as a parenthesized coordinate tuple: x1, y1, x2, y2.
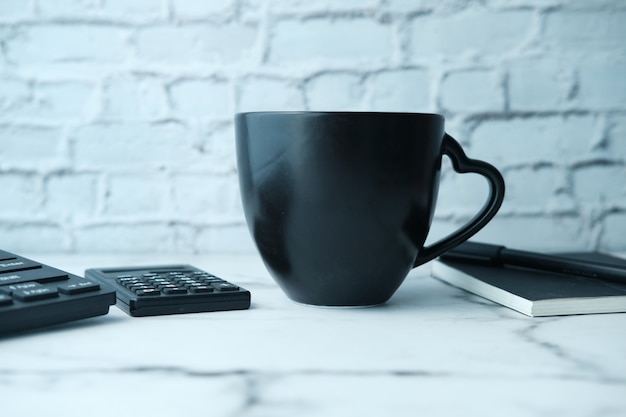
(235, 112, 505, 306)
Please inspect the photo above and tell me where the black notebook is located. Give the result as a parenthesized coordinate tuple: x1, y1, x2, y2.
(431, 252, 626, 317)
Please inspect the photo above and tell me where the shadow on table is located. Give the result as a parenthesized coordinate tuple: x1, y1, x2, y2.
(383, 269, 467, 311)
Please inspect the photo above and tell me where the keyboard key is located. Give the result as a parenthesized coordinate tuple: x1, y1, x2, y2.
(58, 281, 100, 295)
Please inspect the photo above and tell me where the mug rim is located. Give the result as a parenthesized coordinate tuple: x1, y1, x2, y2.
(236, 111, 444, 120)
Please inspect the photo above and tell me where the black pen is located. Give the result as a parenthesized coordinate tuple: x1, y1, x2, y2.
(439, 241, 626, 285)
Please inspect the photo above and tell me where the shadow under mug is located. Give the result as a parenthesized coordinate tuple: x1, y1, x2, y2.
(235, 112, 505, 306)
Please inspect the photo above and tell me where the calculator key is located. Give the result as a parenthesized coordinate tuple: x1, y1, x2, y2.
(211, 282, 239, 292)
(0, 294, 12, 306)
(12, 283, 58, 302)
(0, 250, 17, 261)
(162, 287, 187, 295)
(0, 266, 68, 286)
(189, 285, 214, 294)
(8, 281, 39, 292)
(117, 278, 140, 287)
(0, 258, 42, 274)
(202, 277, 224, 283)
(136, 289, 160, 297)
(58, 281, 100, 295)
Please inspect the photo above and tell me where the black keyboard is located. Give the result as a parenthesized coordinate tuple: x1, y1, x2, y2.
(85, 265, 251, 317)
(0, 250, 116, 336)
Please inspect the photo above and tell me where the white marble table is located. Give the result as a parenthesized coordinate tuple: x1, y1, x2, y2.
(1, 252, 625, 417)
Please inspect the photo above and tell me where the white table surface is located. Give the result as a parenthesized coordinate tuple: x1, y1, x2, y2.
(1, 252, 625, 417)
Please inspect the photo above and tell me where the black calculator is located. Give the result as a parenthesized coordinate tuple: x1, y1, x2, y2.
(85, 265, 251, 317)
(0, 250, 116, 336)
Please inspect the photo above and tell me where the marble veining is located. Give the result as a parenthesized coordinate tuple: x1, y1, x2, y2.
(1, 253, 625, 417)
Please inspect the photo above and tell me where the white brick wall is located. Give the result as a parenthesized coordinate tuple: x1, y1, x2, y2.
(0, 0, 625, 254)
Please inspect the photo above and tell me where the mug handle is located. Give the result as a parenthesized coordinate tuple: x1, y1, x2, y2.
(413, 133, 505, 267)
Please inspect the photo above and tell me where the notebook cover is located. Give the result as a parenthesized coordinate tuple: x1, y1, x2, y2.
(431, 252, 626, 316)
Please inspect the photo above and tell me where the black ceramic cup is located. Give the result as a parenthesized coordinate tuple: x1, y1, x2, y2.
(235, 112, 505, 306)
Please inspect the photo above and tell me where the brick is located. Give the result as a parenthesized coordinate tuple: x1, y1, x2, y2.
(136, 24, 257, 64)
(98, 0, 164, 18)
(472, 215, 588, 251)
(573, 164, 625, 205)
(543, 11, 626, 53)
(105, 174, 170, 215)
(508, 58, 572, 112)
(172, 224, 195, 252)
(0, 174, 42, 214)
(577, 63, 626, 111)
(440, 70, 504, 113)
(37, 0, 99, 17)
(0, 79, 30, 111)
(244, 0, 379, 15)
(385, 0, 442, 12)
(169, 79, 231, 119)
(32, 82, 95, 121)
(0, 0, 31, 20)
(6, 25, 131, 63)
(45, 173, 98, 215)
(172, 173, 214, 216)
(197, 123, 238, 174)
(36, 0, 99, 17)
(195, 224, 256, 253)
(485, 0, 562, 7)
(500, 167, 563, 214)
(0, 223, 66, 253)
(1, 82, 94, 121)
(438, 165, 565, 217)
(171, 0, 234, 18)
(436, 163, 491, 217)
(101, 76, 167, 121)
(74, 223, 175, 252)
(608, 116, 626, 159)
(408, 10, 533, 59)
(601, 212, 626, 251)
(305, 72, 364, 111)
(238, 77, 304, 112)
(172, 173, 241, 219)
(0, 125, 65, 169)
(428, 214, 589, 252)
(470, 116, 597, 167)
(73, 122, 194, 170)
(268, 18, 392, 64)
(368, 69, 430, 112)
(37, 0, 164, 19)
